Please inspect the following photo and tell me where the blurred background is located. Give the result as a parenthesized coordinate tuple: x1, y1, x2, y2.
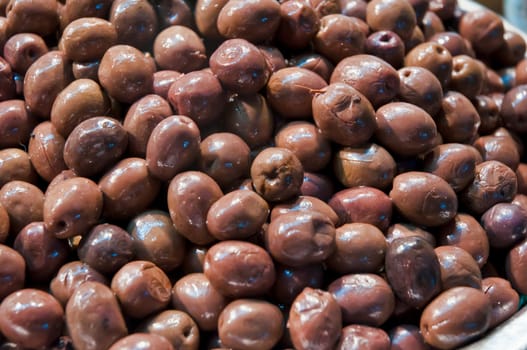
(477, 0, 527, 32)
(477, 0, 502, 13)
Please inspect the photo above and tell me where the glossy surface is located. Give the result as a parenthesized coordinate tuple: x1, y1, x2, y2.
(77, 223, 135, 275)
(435, 245, 482, 290)
(436, 91, 481, 144)
(271, 195, 339, 225)
(337, 325, 391, 350)
(99, 158, 160, 220)
(385, 237, 442, 308)
(60, 18, 116, 62)
(390, 171, 457, 227)
(397, 66, 443, 117)
(326, 223, 387, 274)
(420, 287, 491, 349)
(168, 70, 225, 128)
(146, 115, 201, 181)
(312, 82, 376, 147)
(203, 240, 275, 298)
(218, 299, 283, 350)
(154, 25, 206, 73)
(171, 273, 228, 331)
(331, 54, 400, 107)
(272, 263, 324, 305)
(109, 0, 157, 50)
(288, 288, 342, 350)
(328, 273, 394, 326)
(481, 203, 527, 249)
(98, 44, 154, 104)
(28, 121, 67, 182)
(375, 102, 437, 156)
(366, 0, 417, 40)
(63, 116, 128, 177)
(216, 0, 281, 43)
(207, 190, 269, 240)
(24, 51, 73, 118)
(0, 244, 25, 301)
(50, 261, 108, 305)
(199, 132, 251, 187)
(461, 160, 518, 215)
(251, 147, 304, 202)
(111, 260, 172, 319)
(0, 289, 63, 349)
(210, 38, 270, 95)
(275, 121, 332, 172)
(108, 333, 174, 350)
(128, 210, 186, 272)
(437, 213, 489, 268)
(482, 277, 520, 329)
(51, 78, 111, 138)
(422, 143, 479, 192)
(3, 33, 47, 74)
(14, 221, 69, 282)
(123, 93, 173, 154)
(138, 310, 199, 350)
(0, 148, 37, 187)
(267, 67, 327, 119)
(404, 42, 452, 87)
(314, 14, 366, 63)
(168, 171, 223, 245)
(266, 210, 335, 266)
(66, 281, 128, 350)
(0, 180, 44, 234)
(334, 143, 396, 190)
(43, 177, 103, 239)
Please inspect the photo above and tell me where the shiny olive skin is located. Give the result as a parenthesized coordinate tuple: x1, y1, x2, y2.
(128, 210, 186, 272)
(77, 223, 135, 275)
(0, 289, 63, 349)
(99, 158, 160, 221)
(171, 273, 228, 331)
(420, 287, 491, 349)
(60, 18, 117, 62)
(111, 260, 172, 319)
(24, 51, 73, 118)
(43, 177, 103, 239)
(0, 148, 37, 187)
(109, 0, 158, 50)
(50, 261, 108, 306)
(123, 94, 172, 157)
(146, 115, 201, 182)
(3, 33, 48, 74)
(63, 117, 128, 177)
(266, 210, 336, 267)
(0, 244, 25, 301)
(203, 240, 275, 298)
(288, 288, 342, 350)
(390, 171, 458, 227)
(328, 273, 395, 326)
(207, 190, 269, 241)
(218, 299, 284, 350)
(14, 221, 70, 283)
(168, 171, 223, 245)
(385, 236, 442, 308)
(5, 0, 59, 37)
(50, 78, 111, 138)
(98, 44, 155, 104)
(108, 333, 174, 350)
(0, 180, 43, 236)
(66, 281, 128, 350)
(137, 310, 200, 350)
(28, 121, 67, 182)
